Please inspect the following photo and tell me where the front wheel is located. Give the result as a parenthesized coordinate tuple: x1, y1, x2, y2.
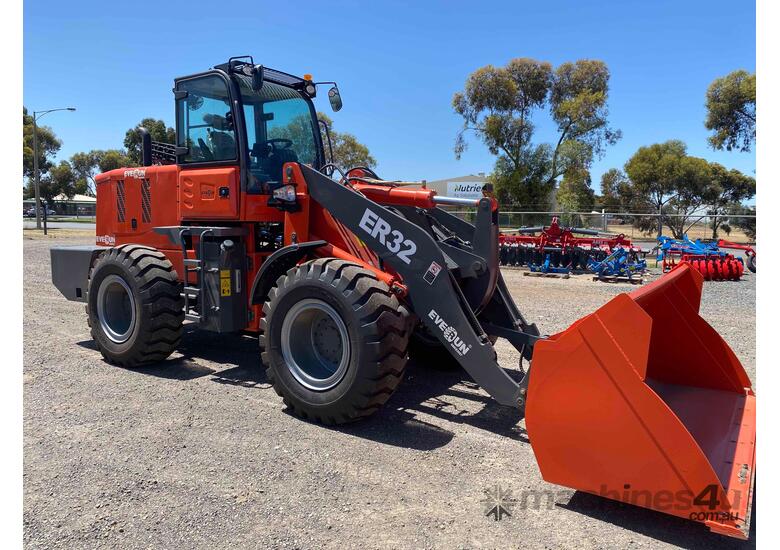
(86, 245, 184, 367)
(260, 259, 411, 424)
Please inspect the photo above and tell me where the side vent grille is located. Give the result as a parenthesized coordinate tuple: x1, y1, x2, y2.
(141, 179, 152, 223)
(116, 180, 126, 222)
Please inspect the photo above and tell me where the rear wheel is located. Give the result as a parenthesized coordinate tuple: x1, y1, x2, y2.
(86, 245, 184, 367)
(260, 259, 411, 424)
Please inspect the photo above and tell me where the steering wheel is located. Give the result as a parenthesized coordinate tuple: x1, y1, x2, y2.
(198, 138, 214, 161)
(266, 138, 293, 152)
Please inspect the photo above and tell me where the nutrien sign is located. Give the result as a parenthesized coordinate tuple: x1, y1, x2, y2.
(447, 181, 485, 200)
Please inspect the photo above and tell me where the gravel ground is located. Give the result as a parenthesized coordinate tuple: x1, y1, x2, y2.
(24, 233, 756, 549)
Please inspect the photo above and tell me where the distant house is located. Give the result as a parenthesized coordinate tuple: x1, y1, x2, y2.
(23, 193, 97, 216)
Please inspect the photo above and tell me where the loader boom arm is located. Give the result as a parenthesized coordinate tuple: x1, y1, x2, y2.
(300, 165, 533, 408)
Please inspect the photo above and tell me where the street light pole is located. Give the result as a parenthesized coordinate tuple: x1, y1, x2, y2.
(31, 107, 76, 231)
(33, 114, 40, 229)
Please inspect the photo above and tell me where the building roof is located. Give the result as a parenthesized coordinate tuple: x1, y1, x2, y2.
(52, 193, 96, 203)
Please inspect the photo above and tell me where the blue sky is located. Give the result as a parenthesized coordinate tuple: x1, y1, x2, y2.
(24, 0, 755, 189)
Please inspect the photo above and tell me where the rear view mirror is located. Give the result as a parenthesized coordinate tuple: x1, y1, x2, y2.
(328, 86, 342, 112)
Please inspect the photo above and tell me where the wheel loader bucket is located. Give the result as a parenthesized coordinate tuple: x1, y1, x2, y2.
(526, 264, 755, 539)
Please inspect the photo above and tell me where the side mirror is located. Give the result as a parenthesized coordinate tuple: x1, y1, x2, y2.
(328, 86, 343, 112)
(251, 65, 264, 92)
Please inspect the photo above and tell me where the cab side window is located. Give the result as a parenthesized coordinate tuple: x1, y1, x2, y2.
(176, 75, 237, 163)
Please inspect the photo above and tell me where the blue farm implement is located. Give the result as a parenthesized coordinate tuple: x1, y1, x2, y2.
(499, 217, 642, 274)
(528, 253, 573, 275)
(588, 247, 647, 282)
(657, 235, 745, 281)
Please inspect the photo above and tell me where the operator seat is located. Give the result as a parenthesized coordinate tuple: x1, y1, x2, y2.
(266, 148, 298, 183)
(208, 131, 236, 160)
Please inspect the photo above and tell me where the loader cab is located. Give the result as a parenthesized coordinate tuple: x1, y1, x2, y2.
(173, 62, 326, 196)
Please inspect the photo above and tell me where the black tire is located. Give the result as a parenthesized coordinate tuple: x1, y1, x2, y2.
(746, 254, 756, 273)
(86, 245, 184, 367)
(260, 258, 411, 424)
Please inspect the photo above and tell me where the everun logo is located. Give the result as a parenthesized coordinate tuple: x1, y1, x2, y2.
(123, 168, 146, 178)
(428, 309, 472, 356)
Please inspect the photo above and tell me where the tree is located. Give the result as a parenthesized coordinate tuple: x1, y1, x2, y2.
(662, 156, 713, 239)
(70, 149, 132, 195)
(317, 113, 376, 169)
(23, 107, 62, 179)
(38, 160, 77, 203)
(124, 118, 175, 165)
(623, 140, 689, 235)
(489, 144, 554, 209)
(704, 163, 755, 237)
(453, 58, 620, 206)
(729, 203, 756, 240)
(70, 150, 102, 195)
(598, 168, 633, 212)
(556, 165, 595, 225)
(705, 70, 756, 152)
(548, 61, 622, 185)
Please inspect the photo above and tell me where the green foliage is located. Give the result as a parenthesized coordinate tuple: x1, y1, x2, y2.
(705, 70, 756, 152)
(489, 147, 554, 208)
(69, 149, 132, 195)
(124, 118, 175, 164)
(612, 140, 755, 238)
(663, 156, 714, 239)
(453, 58, 620, 207)
(598, 168, 633, 211)
(557, 166, 595, 211)
(96, 149, 132, 173)
(317, 113, 376, 169)
(705, 163, 756, 237)
(39, 160, 77, 202)
(728, 203, 756, 240)
(556, 166, 595, 226)
(23, 107, 63, 179)
(549, 61, 622, 179)
(624, 140, 688, 211)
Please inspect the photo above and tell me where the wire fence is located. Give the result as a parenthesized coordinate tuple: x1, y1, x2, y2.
(449, 210, 757, 244)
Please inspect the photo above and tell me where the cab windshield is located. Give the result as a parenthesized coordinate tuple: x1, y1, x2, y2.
(236, 76, 320, 192)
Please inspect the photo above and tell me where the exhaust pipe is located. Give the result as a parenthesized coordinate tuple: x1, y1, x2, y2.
(138, 127, 152, 167)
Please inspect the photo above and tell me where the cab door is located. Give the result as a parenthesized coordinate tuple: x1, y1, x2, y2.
(175, 72, 242, 220)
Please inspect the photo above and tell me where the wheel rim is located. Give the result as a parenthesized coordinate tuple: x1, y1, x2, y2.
(97, 274, 136, 344)
(280, 299, 350, 391)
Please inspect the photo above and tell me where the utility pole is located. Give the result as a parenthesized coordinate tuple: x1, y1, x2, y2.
(31, 107, 76, 230)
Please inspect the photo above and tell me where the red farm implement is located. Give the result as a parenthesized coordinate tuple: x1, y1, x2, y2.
(657, 236, 749, 281)
(498, 216, 643, 272)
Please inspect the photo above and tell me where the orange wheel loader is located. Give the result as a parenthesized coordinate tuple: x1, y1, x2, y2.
(49, 57, 755, 539)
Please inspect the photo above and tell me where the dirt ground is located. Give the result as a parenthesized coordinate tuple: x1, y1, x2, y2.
(23, 233, 756, 549)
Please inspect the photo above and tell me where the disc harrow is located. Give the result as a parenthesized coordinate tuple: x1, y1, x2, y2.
(499, 217, 643, 276)
(657, 235, 746, 281)
(588, 247, 647, 282)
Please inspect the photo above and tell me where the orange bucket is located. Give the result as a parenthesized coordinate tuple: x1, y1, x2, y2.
(526, 264, 755, 538)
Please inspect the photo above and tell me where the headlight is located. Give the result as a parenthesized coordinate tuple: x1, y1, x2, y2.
(272, 184, 297, 202)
